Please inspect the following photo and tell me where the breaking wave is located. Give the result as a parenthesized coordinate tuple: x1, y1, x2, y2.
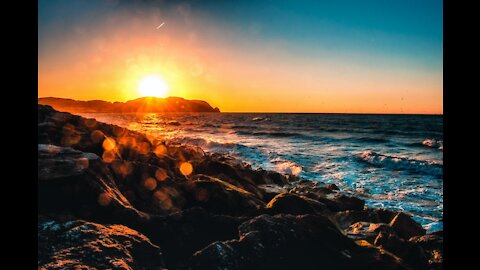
(356, 151, 443, 176)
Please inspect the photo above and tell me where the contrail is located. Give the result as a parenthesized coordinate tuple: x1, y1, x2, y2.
(156, 22, 165, 29)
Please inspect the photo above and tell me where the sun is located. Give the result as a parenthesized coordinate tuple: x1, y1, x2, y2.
(138, 75, 169, 98)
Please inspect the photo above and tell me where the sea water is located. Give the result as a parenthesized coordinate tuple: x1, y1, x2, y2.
(79, 112, 443, 231)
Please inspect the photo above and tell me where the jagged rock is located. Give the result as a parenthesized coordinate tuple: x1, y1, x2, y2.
(38, 144, 143, 224)
(374, 231, 429, 270)
(286, 180, 365, 211)
(182, 174, 266, 215)
(139, 207, 247, 269)
(256, 184, 289, 202)
(409, 234, 443, 267)
(38, 216, 166, 270)
(389, 212, 426, 239)
(265, 193, 316, 215)
(181, 214, 409, 270)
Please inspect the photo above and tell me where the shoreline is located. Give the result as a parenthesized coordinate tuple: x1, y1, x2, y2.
(38, 104, 443, 269)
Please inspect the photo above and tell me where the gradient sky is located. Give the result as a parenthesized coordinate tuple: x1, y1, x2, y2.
(38, 0, 443, 114)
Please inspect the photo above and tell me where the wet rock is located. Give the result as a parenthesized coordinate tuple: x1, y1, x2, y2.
(374, 232, 429, 270)
(287, 180, 365, 211)
(182, 174, 265, 216)
(38, 144, 143, 223)
(371, 208, 398, 224)
(345, 222, 378, 242)
(409, 234, 443, 267)
(38, 216, 165, 270)
(38, 144, 99, 180)
(326, 183, 340, 191)
(266, 193, 316, 215)
(331, 209, 383, 230)
(140, 207, 247, 269)
(369, 223, 395, 234)
(389, 212, 426, 239)
(256, 184, 289, 202)
(182, 214, 408, 270)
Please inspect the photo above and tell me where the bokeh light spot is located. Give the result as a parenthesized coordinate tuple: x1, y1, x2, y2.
(98, 192, 112, 206)
(143, 177, 157, 191)
(179, 162, 193, 176)
(155, 168, 168, 181)
(102, 137, 116, 151)
(154, 145, 168, 157)
(102, 150, 116, 163)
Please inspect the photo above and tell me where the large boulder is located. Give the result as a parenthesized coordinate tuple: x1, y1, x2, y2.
(389, 212, 426, 239)
(265, 193, 317, 215)
(409, 234, 443, 268)
(374, 232, 429, 270)
(38, 216, 165, 270)
(38, 144, 144, 224)
(181, 174, 266, 216)
(181, 214, 409, 270)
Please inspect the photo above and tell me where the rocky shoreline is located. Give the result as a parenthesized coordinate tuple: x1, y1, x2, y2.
(38, 104, 442, 270)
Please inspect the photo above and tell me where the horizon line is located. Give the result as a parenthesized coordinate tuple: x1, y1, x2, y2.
(38, 96, 442, 116)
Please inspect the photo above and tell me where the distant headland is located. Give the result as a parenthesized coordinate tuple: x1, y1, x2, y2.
(38, 97, 221, 113)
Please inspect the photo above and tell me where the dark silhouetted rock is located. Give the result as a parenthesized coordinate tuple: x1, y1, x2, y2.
(39, 96, 221, 113)
(374, 232, 429, 270)
(389, 212, 426, 239)
(266, 192, 316, 215)
(38, 216, 166, 270)
(409, 234, 443, 268)
(181, 214, 409, 270)
(182, 174, 266, 215)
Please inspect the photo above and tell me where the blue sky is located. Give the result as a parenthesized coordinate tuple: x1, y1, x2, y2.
(39, 0, 443, 113)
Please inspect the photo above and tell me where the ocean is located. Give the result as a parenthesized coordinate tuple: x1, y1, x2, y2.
(79, 112, 443, 231)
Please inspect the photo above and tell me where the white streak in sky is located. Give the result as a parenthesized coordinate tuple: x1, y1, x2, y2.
(156, 22, 165, 29)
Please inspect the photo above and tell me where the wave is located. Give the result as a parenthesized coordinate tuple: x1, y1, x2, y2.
(170, 137, 242, 150)
(236, 130, 312, 139)
(352, 137, 391, 143)
(252, 117, 269, 122)
(356, 151, 443, 176)
(270, 158, 303, 176)
(422, 139, 443, 150)
(407, 139, 443, 151)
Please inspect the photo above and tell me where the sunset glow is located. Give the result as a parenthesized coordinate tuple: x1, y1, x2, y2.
(38, 1, 442, 114)
(138, 76, 169, 98)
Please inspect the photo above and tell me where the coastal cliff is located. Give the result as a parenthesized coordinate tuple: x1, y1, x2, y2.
(37, 104, 442, 270)
(38, 97, 221, 113)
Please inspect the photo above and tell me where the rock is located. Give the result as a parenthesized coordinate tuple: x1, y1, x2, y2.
(266, 193, 316, 215)
(139, 207, 247, 269)
(389, 212, 426, 239)
(331, 209, 383, 230)
(374, 232, 429, 270)
(182, 174, 265, 216)
(181, 214, 409, 270)
(38, 144, 143, 223)
(325, 183, 340, 191)
(38, 144, 99, 180)
(287, 180, 365, 211)
(38, 216, 166, 270)
(257, 184, 289, 202)
(409, 234, 443, 268)
(371, 208, 398, 224)
(368, 223, 395, 234)
(345, 222, 378, 242)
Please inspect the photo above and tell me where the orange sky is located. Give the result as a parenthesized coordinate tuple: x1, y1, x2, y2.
(38, 2, 442, 114)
